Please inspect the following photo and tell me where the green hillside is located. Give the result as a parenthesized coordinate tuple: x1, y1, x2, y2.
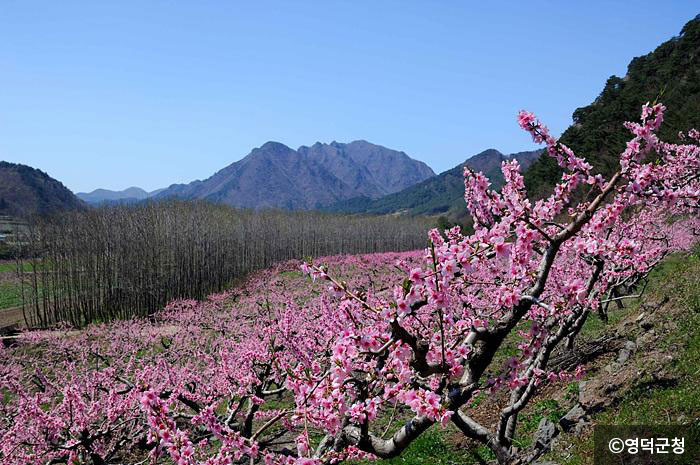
(326, 149, 541, 219)
(330, 15, 700, 217)
(525, 15, 700, 198)
(0, 162, 84, 218)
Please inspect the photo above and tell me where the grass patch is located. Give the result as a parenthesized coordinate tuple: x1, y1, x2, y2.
(279, 270, 303, 279)
(0, 262, 36, 273)
(513, 399, 567, 449)
(0, 262, 15, 273)
(345, 403, 497, 465)
(594, 252, 700, 425)
(0, 281, 22, 310)
(349, 426, 486, 465)
(545, 249, 700, 464)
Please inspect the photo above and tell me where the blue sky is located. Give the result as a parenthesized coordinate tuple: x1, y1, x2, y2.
(0, 1, 697, 193)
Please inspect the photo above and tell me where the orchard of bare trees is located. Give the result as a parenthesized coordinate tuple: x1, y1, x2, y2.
(16, 200, 433, 327)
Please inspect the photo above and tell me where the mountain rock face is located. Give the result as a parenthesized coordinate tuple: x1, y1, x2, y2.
(297, 140, 435, 198)
(77, 187, 164, 204)
(325, 149, 542, 218)
(155, 140, 435, 209)
(0, 161, 84, 217)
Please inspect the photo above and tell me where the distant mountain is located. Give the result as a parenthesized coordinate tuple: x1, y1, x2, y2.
(155, 140, 435, 209)
(297, 140, 435, 198)
(325, 149, 542, 219)
(77, 187, 164, 205)
(524, 14, 700, 198)
(0, 161, 85, 218)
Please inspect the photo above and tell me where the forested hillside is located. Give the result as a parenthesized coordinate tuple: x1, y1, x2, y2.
(524, 15, 700, 197)
(0, 162, 84, 217)
(326, 149, 541, 219)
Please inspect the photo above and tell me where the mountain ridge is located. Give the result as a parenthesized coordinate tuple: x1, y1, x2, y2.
(155, 140, 436, 209)
(77, 187, 165, 204)
(324, 148, 542, 218)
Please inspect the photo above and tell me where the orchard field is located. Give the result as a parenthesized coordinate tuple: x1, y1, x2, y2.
(1, 104, 700, 465)
(0, 251, 426, 464)
(3, 246, 700, 465)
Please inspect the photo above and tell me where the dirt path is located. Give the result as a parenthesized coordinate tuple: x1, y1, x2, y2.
(0, 305, 26, 332)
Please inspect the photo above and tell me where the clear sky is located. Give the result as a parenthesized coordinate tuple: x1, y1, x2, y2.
(0, 1, 698, 193)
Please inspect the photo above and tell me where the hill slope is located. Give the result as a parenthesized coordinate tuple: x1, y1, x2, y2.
(325, 149, 541, 218)
(0, 161, 84, 218)
(524, 15, 700, 197)
(155, 140, 435, 209)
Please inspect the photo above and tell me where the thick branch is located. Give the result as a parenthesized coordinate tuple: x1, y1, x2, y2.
(336, 415, 434, 459)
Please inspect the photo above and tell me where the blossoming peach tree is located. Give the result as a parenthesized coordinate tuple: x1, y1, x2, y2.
(0, 103, 698, 465)
(286, 103, 700, 465)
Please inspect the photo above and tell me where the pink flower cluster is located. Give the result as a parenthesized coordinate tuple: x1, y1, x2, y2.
(1, 102, 698, 465)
